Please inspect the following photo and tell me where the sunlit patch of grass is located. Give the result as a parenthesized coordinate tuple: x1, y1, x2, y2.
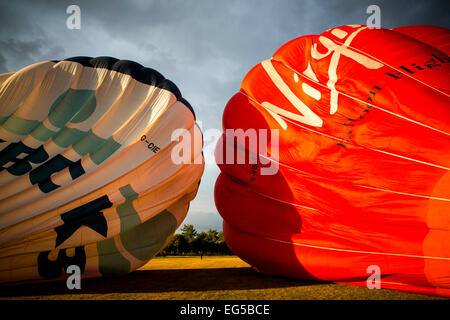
(0, 256, 444, 300)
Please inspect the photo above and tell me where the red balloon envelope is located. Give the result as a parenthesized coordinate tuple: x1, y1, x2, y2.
(214, 25, 450, 297)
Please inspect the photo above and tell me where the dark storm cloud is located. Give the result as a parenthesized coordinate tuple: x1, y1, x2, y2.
(0, 3, 65, 73)
(0, 38, 65, 73)
(2, 1, 449, 68)
(0, 54, 7, 74)
(2, 1, 448, 98)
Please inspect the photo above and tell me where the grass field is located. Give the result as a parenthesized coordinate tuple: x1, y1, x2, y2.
(0, 256, 444, 300)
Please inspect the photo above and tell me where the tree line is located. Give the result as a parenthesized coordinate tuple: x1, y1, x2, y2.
(158, 224, 234, 256)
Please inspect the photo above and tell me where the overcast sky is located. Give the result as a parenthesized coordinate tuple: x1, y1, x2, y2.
(1, 0, 449, 231)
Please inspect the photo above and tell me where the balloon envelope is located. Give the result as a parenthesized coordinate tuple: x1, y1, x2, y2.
(0, 56, 204, 284)
(215, 25, 450, 297)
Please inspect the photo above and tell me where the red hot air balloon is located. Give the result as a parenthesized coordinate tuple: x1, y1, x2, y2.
(214, 25, 450, 297)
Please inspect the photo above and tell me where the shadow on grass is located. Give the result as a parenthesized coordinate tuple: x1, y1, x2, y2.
(0, 267, 329, 298)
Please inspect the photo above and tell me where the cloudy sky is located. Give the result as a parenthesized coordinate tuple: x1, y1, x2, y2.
(1, 0, 449, 231)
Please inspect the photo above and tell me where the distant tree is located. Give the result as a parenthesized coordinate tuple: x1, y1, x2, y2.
(203, 229, 218, 253)
(171, 233, 190, 254)
(157, 225, 234, 256)
(192, 231, 207, 255)
(217, 231, 233, 255)
(206, 229, 219, 243)
(180, 224, 197, 244)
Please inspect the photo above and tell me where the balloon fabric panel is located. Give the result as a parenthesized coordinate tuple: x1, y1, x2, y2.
(215, 25, 450, 297)
(0, 56, 204, 284)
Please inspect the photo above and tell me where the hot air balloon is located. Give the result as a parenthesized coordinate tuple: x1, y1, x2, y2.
(0, 56, 204, 284)
(215, 25, 450, 297)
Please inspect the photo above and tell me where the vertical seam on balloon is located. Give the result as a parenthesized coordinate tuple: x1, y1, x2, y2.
(238, 90, 449, 171)
(225, 148, 450, 203)
(355, 184, 450, 202)
(253, 232, 450, 261)
(0, 63, 108, 199)
(268, 57, 450, 137)
(332, 35, 450, 98)
(238, 91, 347, 143)
(368, 148, 450, 170)
(338, 85, 381, 147)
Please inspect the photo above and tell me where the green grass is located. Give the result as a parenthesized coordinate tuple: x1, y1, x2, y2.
(0, 256, 445, 300)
